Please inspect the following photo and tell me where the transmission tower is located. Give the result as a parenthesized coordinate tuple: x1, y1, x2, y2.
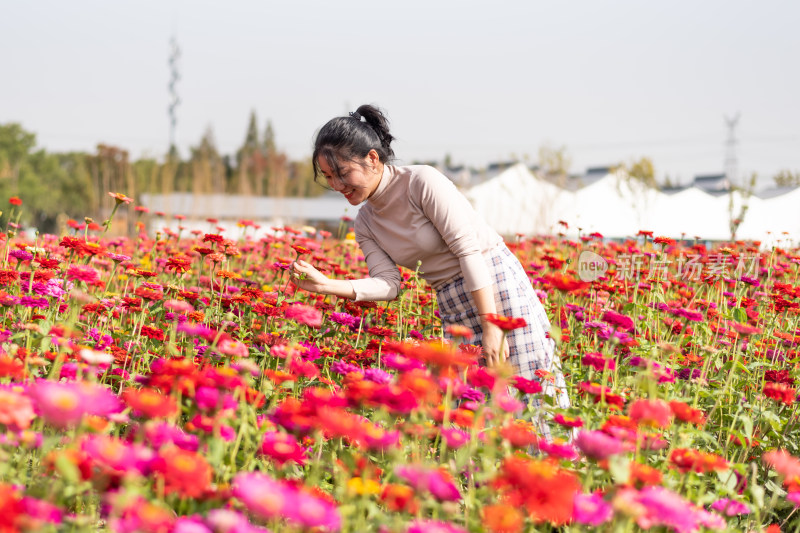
(724, 113, 740, 188)
(168, 37, 181, 157)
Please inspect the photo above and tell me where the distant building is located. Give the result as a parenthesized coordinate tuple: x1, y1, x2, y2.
(140, 192, 361, 236)
(692, 174, 731, 194)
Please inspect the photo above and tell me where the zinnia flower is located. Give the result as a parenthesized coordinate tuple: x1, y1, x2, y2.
(573, 492, 613, 526)
(285, 303, 323, 328)
(575, 430, 624, 460)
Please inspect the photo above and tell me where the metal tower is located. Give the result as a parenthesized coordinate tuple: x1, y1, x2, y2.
(168, 37, 181, 156)
(724, 113, 740, 188)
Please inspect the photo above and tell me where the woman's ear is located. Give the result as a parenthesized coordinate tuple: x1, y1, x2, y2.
(367, 149, 380, 166)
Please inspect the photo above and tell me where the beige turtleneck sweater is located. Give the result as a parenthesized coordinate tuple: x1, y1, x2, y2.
(349, 164, 504, 301)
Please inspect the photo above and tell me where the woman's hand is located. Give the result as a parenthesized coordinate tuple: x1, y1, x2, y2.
(480, 319, 510, 368)
(290, 259, 330, 294)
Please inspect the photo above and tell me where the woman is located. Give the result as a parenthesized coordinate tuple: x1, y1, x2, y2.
(291, 104, 570, 426)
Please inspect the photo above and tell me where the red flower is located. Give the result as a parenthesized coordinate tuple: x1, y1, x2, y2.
(511, 376, 543, 394)
(543, 272, 591, 292)
(8, 197, 22, 206)
(484, 314, 527, 331)
(669, 448, 728, 473)
(763, 382, 796, 405)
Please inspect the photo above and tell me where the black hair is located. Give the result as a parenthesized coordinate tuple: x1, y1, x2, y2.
(312, 104, 395, 185)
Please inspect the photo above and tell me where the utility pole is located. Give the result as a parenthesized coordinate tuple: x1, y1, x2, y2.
(724, 113, 740, 188)
(168, 36, 181, 158)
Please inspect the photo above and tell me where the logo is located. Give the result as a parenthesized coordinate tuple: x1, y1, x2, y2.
(577, 250, 608, 282)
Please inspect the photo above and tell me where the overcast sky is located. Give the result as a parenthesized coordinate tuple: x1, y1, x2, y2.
(3, 0, 799, 186)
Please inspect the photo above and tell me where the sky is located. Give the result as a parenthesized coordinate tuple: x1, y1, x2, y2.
(2, 0, 799, 187)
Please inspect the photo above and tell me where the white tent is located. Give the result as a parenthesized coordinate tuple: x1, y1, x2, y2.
(464, 163, 569, 235)
(465, 167, 799, 244)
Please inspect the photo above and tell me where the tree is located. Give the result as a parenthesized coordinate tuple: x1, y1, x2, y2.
(537, 144, 571, 184)
(773, 169, 800, 188)
(190, 127, 226, 195)
(624, 157, 657, 188)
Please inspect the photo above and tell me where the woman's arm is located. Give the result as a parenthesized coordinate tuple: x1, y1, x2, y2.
(291, 259, 356, 299)
(472, 285, 510, 368)
(291, 217, 401, 301)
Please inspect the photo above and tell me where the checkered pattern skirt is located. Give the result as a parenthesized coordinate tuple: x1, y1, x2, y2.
(436, 245, 570, 438)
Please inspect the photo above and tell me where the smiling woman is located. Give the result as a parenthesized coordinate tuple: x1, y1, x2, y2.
(291, 104, 570, 434)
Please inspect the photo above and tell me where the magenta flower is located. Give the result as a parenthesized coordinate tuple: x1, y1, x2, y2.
(575, 430, 625, 460)
(66, 265, 100, 284)
(710, 498, 750, 516)
(395, 465, 461, 502)
(601, 309, 634, 331)
(407, 520, 468, 533)
(573, 492, 613, 526)
(440, 428, 470, 449)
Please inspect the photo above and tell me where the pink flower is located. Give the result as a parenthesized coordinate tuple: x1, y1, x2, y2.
(788, 492, 800, 508)
(66, 265, 100, 284)
(573, 492, 613, 526)
(440, 428, 470, 449)
(81, 434, 154, 475)
(0, 386, 36, 430)
(538, 440, 579, 461)
(285, 303, 323, 328)
(602, 309, 634, 331)
(232, 472, 340, 531)
(232, 472, 291, 521)
(395, 465, 461, 502)
(27, 380, 89, 428)
(260, 431, 308, 466)
(710, 498, 750, 516)
(407, 520, 468, 533)
(575, 430, 624, 460)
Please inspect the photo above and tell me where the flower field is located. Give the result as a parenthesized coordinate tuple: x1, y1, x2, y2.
(1, 195, 799, 533)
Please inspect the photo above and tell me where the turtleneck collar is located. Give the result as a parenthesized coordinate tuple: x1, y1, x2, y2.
(366, 163, 394, 208)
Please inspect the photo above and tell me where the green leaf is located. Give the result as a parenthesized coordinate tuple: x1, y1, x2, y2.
(750, 484, 765, 508)
(608, 455, 630, 485)
(55, 454, 80, 484)
(732, 308, 747, 324)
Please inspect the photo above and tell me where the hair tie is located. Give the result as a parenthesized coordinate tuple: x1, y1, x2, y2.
(349, 111, 362, 121)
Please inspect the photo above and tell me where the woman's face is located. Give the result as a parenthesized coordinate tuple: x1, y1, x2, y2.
(317, 150, 383, 205)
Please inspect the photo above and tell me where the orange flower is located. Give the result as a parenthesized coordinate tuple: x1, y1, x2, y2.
(482, 503, 524, 533)
(499, 419, 539, 448)
(493, 456, 580, 526)
(629, 462, 663, 487)
(669, 448, 728, 473)
(668, 401, 706, 426)
(380, 484, 418, 513)
(152, 446, 212, 498)
(122, 388, 179, 419)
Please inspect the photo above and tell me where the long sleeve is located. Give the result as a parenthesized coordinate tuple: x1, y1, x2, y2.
(413, 168, 494, 292)
(349, 217, 402, 301)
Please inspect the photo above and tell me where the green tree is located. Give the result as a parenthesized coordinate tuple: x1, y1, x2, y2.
(538, 143, 571, 184)
(773, 169, 800, 187)
(624, 157, 657, 188)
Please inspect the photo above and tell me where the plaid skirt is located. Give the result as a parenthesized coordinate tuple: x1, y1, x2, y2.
(436, 245, 570, 438)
